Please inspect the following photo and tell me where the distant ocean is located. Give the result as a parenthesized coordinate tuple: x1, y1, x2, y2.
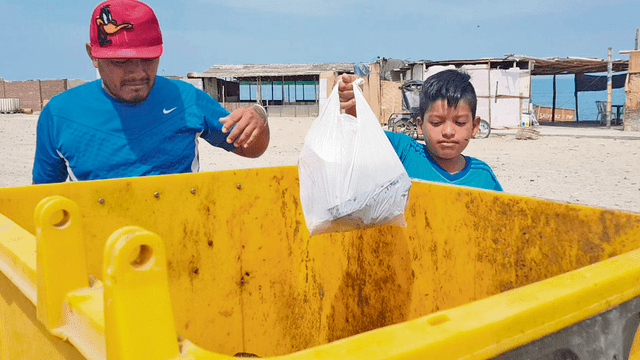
(531, 75, 627, 121)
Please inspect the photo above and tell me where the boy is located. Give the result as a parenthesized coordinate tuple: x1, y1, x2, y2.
(339, 69, 502, 191)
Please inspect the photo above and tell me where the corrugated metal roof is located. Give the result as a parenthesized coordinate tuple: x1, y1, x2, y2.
(189, 63, 355, 78)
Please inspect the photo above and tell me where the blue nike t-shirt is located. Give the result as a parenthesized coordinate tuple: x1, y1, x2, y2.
(32, 76, 236, 183)
(385, 131, 502, 191)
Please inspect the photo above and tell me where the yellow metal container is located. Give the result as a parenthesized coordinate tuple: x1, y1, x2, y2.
(1, 165, 640, 359)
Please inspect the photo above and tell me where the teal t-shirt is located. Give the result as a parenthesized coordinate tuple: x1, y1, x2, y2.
(385, 131, 502, 191)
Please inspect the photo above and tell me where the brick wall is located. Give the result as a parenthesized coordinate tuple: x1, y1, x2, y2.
(40, 79, 67, 104)
(0, 79, 70, 111)
(4, 80, 41, 111)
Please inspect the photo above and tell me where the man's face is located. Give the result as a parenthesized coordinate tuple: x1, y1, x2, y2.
(94, 57, 159, 104)
(417, 100, 480, 162)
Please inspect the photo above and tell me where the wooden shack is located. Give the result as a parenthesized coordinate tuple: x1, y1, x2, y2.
(188, 63, 354, 118)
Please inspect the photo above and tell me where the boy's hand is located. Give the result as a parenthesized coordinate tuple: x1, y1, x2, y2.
(338, 74, 359, 117)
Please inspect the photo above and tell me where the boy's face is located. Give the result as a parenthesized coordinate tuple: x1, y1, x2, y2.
(417, 100, 480, 162)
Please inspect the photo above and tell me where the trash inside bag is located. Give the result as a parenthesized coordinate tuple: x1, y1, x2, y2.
(298, 78, 412, 236)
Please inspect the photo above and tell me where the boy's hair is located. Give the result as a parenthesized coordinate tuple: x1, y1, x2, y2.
(419, 69, 477, 120)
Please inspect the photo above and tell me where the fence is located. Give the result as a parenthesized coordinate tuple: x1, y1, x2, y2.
(220, 102, 319, 117)
(265, 104, 319, 117)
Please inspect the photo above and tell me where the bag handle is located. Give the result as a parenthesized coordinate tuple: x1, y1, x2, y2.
(318, 77, 369, 121)
(352, 78, 379, 126)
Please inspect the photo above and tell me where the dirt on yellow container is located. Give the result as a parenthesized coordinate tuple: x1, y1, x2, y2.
(1, 166, 640, 360)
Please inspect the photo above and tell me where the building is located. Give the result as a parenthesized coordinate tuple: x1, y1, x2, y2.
(391, 55, 629, 128)
(187, 63, 355, 117)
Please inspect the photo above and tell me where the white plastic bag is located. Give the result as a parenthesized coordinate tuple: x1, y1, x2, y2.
(298, 79, 412, 236)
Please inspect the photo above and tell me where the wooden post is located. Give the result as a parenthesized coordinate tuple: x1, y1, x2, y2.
(282, 76, 285, 104)
(574, 74, 579, 122)
(528, 60, 533, 116)
(257, 76, 262, 104)
(636, 29, 639, 50)
(574, 86, 579, 122)
(552, 75, 557, 122)
(368, 62, 382, 123)
(38, 80, 43, 111)
(607, 47, 613, 128)
(487, 62, 492, 126)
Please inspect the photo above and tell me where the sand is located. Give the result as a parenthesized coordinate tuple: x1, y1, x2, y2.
(2, 113, 639, 214)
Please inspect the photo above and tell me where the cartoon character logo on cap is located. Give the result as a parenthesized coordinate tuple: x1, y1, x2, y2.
(95, 5, 134, 47)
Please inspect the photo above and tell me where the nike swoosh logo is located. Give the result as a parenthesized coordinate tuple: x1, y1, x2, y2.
(163, 107, 177, 114)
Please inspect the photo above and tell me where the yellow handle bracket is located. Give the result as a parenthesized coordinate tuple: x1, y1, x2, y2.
(103, 226, 180, 360)
(34, 195, 88, 334)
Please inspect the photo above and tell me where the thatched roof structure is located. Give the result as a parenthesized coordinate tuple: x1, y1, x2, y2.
(400, 55, 629, 76)
(188, 63, 354, 80)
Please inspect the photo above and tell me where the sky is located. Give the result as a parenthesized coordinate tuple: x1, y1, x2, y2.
(0, 0, 637, 119)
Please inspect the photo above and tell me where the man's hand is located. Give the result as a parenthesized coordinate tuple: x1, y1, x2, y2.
(338, 74, 359, 117)
(220, 105, 270, 158)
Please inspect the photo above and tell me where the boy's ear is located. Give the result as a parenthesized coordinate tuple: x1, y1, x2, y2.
(471, 116, 481, 137)
(86, 43, 99, 68)
(416, 116, 424, 136)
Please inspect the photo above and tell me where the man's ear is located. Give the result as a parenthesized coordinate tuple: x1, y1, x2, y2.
(85, 43, 98, 68)
(471, 116, 481, 137)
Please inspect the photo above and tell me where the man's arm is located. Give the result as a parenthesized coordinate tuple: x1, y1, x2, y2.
(32, 106, 68, 184)
(220, 104, 270, 158)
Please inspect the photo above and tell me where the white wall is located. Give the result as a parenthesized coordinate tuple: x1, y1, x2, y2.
(419, 64, 532, 128)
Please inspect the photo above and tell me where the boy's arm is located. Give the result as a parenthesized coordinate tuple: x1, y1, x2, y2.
(493, 180, 504, 191)
(338, 74, 359, 117)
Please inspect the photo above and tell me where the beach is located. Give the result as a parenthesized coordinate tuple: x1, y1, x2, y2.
(2, 113, 639, 214)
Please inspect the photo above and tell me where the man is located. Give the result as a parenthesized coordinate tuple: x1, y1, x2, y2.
(32, 0, 269, 184)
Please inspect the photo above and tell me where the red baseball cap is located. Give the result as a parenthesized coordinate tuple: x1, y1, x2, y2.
(89, 0, 163, 59)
